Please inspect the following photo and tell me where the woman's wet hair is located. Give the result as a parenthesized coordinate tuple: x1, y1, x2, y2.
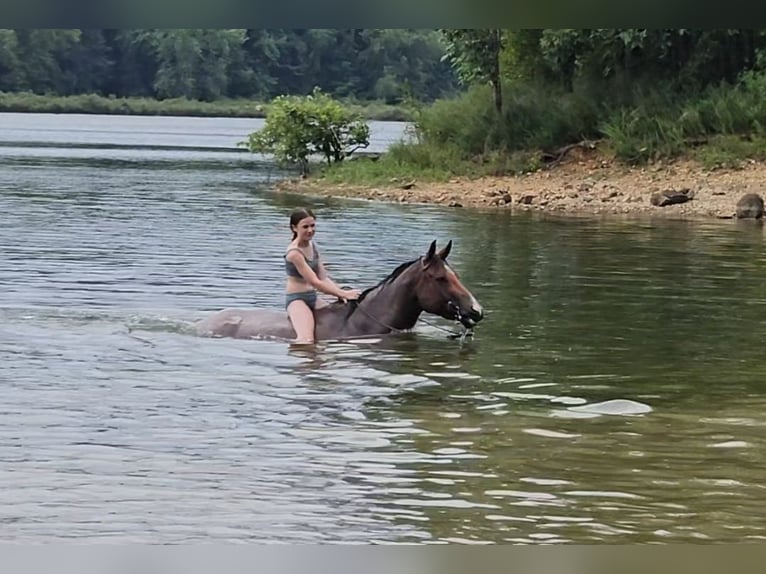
(289, 207, 315, 239)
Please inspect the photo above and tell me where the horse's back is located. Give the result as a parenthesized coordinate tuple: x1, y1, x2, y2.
(196, 308, 295, 340)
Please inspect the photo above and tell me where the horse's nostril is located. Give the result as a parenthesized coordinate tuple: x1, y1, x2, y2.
(470, 307, 484, 321)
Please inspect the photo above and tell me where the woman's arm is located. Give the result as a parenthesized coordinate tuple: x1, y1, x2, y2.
(317, 258, 342, 290)
(287, 251, 358, 300)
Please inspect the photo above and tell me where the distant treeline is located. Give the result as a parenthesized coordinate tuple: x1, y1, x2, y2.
(0, 29, 458, 103)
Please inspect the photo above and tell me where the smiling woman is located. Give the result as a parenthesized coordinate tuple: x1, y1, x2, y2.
(283, 207, 362, 343)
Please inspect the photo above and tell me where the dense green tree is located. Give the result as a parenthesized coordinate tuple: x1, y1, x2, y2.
(520, 29, 766, 94)
(370, 29, 456, 102)
(8, 28, 765, 110)
(441, 29, 504, 114)
(152, 30, 198, 99)
(234, 29, 281, 98)
(0, 29, 21, 92)
(195, 29, 242, 101)
(13, 29, 81, 94)
(0, 28, 458, 102)
(108, 30, 158, 97)
(62, 29, 114, 94)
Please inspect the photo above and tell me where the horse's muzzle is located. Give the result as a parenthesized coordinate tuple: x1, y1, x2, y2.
(463, 306, 484, 328)
(452, 301, 484, 328)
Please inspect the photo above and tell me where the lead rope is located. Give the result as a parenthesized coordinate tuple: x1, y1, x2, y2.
(351, 302, 406, 335)
(418, 316, 474, 343)
(351, 301, 473, 343)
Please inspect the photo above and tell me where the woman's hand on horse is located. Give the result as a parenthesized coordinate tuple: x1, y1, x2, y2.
(341, 288, 361, 301)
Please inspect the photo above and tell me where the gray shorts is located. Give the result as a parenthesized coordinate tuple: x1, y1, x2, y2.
(285, 290, 317, 310)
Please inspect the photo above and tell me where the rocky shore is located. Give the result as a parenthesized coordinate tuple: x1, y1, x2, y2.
(278, 152, 766, 220)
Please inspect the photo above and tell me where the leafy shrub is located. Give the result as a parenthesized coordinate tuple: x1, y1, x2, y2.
(243, 88, 370, 174)
(414, 82, 603, 157)
(600, 108, 686, 164)
(692, 134, 766, 169)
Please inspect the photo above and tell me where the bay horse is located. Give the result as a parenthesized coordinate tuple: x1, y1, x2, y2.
(196, 240, 484, 341)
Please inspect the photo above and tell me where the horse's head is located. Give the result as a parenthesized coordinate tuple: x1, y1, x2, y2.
(413, 240, 484, 328)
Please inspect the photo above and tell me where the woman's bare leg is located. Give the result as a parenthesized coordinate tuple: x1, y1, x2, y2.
(286, 300, 315, 343)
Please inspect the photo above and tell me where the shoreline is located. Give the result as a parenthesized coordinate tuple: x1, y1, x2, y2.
(277, 153, 766, 221)
(0, 94, 413, 122)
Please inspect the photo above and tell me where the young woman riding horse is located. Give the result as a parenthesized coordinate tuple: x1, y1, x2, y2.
(284, 207, 361, 343)
(197, 237, 484, 342)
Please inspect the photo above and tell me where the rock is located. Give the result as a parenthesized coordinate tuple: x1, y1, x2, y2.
(578, 179, 595, 192)
(518, 194, 535, 205)
(400, 180, 416, 190)
(735, 193, 764, 219)
(501, 193, 512, 204)
(650, 188, 694, 207)
(448, 201, 463, 208)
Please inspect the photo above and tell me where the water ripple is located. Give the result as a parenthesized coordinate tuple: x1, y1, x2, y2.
(3, 114, 766, 543)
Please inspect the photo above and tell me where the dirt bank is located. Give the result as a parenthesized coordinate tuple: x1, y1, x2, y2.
(277, 152, 766, 220)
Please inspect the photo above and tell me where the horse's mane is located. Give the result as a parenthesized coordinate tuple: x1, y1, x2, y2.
(356, 258, 418, 303)
(325, 258, 418, 320)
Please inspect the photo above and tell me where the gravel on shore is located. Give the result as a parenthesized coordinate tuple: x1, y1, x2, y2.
(277, 154, 766, 220)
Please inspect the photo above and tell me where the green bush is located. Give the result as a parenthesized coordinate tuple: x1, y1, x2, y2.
(414, 82, 603, 158)
(692, 134, 766, 169)
(597, 73, 766, 164)
(414, 85, 499, 156)
(243, 88, 370, 174)
(600, 107, 686, 164)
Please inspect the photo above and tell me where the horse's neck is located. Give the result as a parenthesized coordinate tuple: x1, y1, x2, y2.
(351, 272, 421, 333)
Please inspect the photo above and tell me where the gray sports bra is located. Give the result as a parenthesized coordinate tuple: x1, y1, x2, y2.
(284, 243, 319, 278)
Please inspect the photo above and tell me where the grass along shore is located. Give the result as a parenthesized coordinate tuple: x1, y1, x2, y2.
(0, 92, 415, 122)
(282, 143, 766, 220)
(286, 71, 766, 221)
(8, 82, 766, 220)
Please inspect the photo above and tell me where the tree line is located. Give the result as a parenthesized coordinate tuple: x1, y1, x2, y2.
(303, 29, 766, 181)
(0, 29, 458, 103)
(442, 30, 766, 114)
(4, 29, 761, 111)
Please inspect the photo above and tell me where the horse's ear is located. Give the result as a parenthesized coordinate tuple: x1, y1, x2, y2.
(423, 240, 437, 267)
(426, 240, 437, 259)
(437, 240, 452, 260)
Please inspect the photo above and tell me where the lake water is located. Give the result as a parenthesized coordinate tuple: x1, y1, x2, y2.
(2, 112, 766, 543)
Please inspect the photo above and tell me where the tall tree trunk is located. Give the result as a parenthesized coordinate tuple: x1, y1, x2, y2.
(492, 79, 502, 116)
(490, 29, 502, 116)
